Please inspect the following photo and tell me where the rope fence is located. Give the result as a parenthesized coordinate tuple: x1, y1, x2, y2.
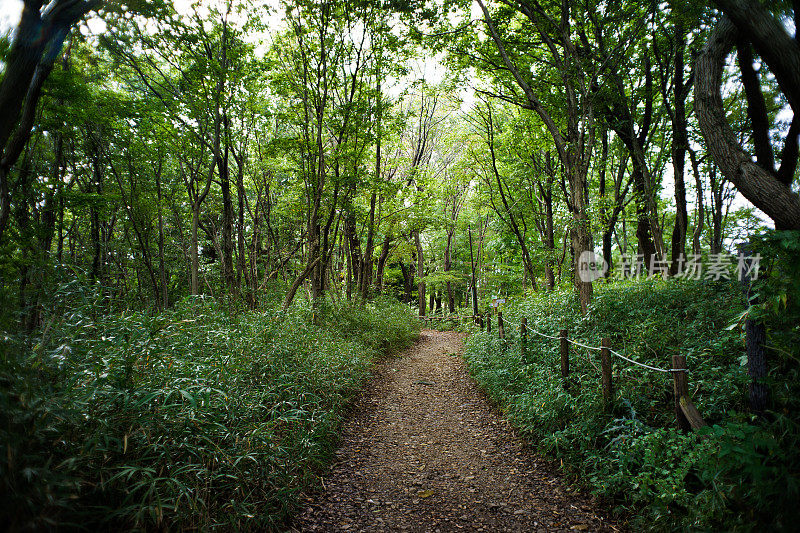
(501, 316, 687, 374)
(424, 308, 706, 432)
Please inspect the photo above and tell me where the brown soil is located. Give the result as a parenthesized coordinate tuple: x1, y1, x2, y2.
(290, 330, 620, 532)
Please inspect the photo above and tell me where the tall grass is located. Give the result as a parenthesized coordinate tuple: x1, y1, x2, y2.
(464, 279, 800, 531)
(0, 286, 418, 530)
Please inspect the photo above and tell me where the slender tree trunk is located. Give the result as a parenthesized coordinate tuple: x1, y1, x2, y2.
(155, 162, 168, 309)
(235, 153, 253, 308)
(191, 205, 200, 295)
(346, 234, 353, 300)
(569, 167, 593, 313)
(400, 260, 413, 303)
(345, 207, 361, 298)
(670, 20, 689, 274)
(218, 141, 235, 299)
(544, 192, 555, 289)
(468, 225, 479, 320)
(445, 228, 455, 312)
(361, 75, 381, 300)
(361, 191, 376, 299)
(414, 230, 425, 317)
(375, 228, 392, 292)
(689, 149, 705, 256)
(282, 256, 321, 311)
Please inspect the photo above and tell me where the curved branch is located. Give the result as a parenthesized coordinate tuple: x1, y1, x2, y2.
(695, 17, 800, 229)
(714, 0, 800, 113)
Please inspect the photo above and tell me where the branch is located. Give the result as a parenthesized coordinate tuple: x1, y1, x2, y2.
(695, 16, 800, 229)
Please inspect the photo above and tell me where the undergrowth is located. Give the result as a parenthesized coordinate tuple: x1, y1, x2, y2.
(464, 277, 800, 531)
(0, 288, 418, 531)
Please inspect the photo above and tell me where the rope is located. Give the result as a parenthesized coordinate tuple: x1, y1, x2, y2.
(565, 338, 602, 351)
(498, 318, 687, 374)
(606, 347, 682, 373)
(527, 328, 562, 341)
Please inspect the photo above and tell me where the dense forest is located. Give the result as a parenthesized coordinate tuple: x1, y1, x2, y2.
(1, 0, 799, 530)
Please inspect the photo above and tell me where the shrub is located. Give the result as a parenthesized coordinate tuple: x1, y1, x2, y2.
(0, 291, 419, 530)
(464, 278, 800, 531)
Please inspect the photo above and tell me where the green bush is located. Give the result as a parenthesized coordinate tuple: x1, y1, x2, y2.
(464, 278, 800, 531)
(0, 290, 419, 530)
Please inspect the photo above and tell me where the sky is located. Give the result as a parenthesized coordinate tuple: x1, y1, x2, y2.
(0, 0, 22, 33)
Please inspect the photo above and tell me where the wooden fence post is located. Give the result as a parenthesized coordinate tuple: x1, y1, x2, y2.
(520, 317, 528, 361)
(672, 355, 691, 432)
(601, 338, 613, 407)
(497, 311, 505, 339)
(560, 329, 569, 380)
(486, 314, 491, 333)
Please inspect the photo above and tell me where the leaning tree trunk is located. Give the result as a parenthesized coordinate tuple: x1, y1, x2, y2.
(695, 16, 800, 230)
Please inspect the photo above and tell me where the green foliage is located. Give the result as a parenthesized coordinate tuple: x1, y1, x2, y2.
(0, 288, 419, 530)
(749, 231, 800, 366)
(464, 279, 800, 531)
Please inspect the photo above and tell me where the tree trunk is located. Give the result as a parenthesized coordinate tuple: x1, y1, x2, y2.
(155, 167, 168, 309)
(569, 165, 593, 313)
(468, 225, 479, 320)
(445, 228, 455, 313)
(218, 141, 236, 298)
(695, 16, 800, 229)
(414, 230, 426, 317)
(345, 206, 361, 298)
(544, 190, 555, 289)
(709, 167, 724, 254)
(670, 20, 689, 274)
(235, 153, 253, 308)
(362, 74, 381, 300)
(361, 190, 377, 299)
(375, 228, 392, 292)
(689, 149, 705, 256)
(0, 0, 98, 245)
(191, 205, 200, 295)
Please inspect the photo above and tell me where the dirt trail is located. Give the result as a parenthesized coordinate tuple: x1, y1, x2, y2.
(291, 330, 619, 532)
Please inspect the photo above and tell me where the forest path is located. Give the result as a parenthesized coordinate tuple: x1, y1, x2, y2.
(290, 330, 619, 532)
